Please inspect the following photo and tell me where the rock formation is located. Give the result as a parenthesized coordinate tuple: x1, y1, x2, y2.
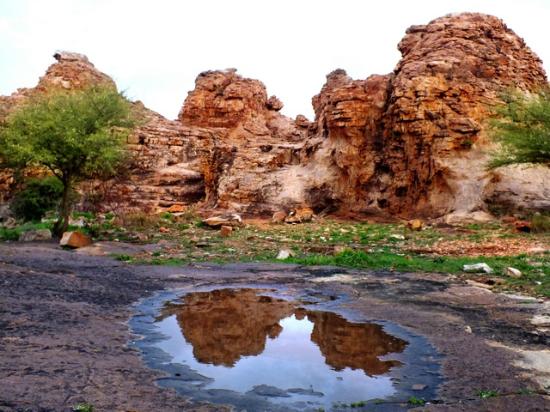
(375, 13, 547, 216)
(1, 13, 548, 218)
(178, 69, 308, 213)
(283, 12, 548, 218)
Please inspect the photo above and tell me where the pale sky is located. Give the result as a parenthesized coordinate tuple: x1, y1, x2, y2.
(1, 0, 549, 120)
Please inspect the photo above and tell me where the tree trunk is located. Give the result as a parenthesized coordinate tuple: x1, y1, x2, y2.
(53, 181, 71, 237)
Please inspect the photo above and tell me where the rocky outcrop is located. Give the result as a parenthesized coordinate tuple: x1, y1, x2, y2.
(1, 13, 548, 217)
(268, 12, 548, 217)
(372, 13, 547, 217)
(89, 104, 219, 211)
(179, 69, 308, 213)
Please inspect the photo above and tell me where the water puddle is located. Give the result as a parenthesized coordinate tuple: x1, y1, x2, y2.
(131, 287, 441, 411)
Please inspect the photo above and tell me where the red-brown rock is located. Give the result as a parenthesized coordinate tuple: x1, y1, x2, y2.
(60, 231, 93, 248)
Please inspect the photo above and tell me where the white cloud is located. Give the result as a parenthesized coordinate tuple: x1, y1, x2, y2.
(0, 0, 548, 120)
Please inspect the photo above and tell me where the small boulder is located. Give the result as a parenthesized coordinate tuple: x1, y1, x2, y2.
(444, 211, 494, 225)
(2, 217, 17, 229)
(463, 263, 493, 274)
(390, 234, 406, 240)
(505, 267, 522, 278)
(411, 384, 428, 391)
(60, 231, 92, 248)
(166, 204, 186, 213)
(18, 229, 52, 242)
(407, 219, 424, 231)
(271, 211, 287, 224)
(276, 249, 293, 260)
(220, 225, 233, 237)
(285, 207, 314, 224)
(159, 226, 170, 233)
(69, 217, 86, 228)
(203, 214, 243, 228)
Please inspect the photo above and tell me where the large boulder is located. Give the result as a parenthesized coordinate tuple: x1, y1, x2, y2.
(374, 13, 547, 217)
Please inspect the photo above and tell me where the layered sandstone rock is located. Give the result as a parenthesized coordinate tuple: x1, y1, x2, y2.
(270, 12, 548, 217)
(179, 69, 308, 213)
(1, 13, 548, 217)
(374, 13, 547, 216)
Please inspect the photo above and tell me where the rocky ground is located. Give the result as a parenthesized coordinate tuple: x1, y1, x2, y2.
(0, 238, 549, 411)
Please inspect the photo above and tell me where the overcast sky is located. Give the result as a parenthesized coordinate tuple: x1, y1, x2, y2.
(1, 0, 549, 120)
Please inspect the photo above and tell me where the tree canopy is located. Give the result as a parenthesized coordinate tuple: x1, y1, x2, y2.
(489, 89, 550, 169)
(0, 85, 136, 235)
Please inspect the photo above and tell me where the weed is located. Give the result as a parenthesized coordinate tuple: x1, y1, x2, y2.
(408, 396, 426, 405)
(0, 227, 20, 241)
(531, 214, 550, 233)
(73, 403, 94, 412)
(476, 389, 499, 399)
(113, 254, 132, 262)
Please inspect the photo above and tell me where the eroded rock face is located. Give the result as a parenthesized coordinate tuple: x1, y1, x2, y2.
(374, 13, 547, 216)
(179, 69, 308, 213)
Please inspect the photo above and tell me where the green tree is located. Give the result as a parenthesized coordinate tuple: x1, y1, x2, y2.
(0, 86, 135, 236)
(489, 89, 550, 168)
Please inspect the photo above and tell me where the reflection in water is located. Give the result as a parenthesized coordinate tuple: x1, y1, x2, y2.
(161, 289, 295, 366)
(157, 288, 408, 405)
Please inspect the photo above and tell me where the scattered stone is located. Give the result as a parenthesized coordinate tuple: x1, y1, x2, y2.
(528, 247, 546, 254)
(59, 231, 93, 248)
(505, 267, 522, 278)
(166, 204, 186, 213)
(220, 225, 233, 237)
(463, 263, 493, 274)
(444, 211, 494, 225)
(276, 249, 293, 260)
(285, 207, 314, 224)
(407, 219, 424, 231)
(390, 234, 406, 240)
(159, 226, 170, 233)
(464, 325, 473, 334)
(203, 214, 243, 228)
(412, 384, 428, 391)
(2, 217, 17, 229)
(68, 217, 86, 228)
(271, 211, 287, 224)
(18, 229, 52, 242)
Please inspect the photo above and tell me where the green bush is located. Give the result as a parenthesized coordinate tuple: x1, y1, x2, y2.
(531, 213, 550, 233)
(489, 89, 550, 168)
(10, 177, 63, 221)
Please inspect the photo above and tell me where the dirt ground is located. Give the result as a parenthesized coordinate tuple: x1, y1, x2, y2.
(0, 242, 549, 412)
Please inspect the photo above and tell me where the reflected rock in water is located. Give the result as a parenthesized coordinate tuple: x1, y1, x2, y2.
(162, 289, 407, 375)
(161, 289, 295, 366)
(304, 310, 407, 375)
